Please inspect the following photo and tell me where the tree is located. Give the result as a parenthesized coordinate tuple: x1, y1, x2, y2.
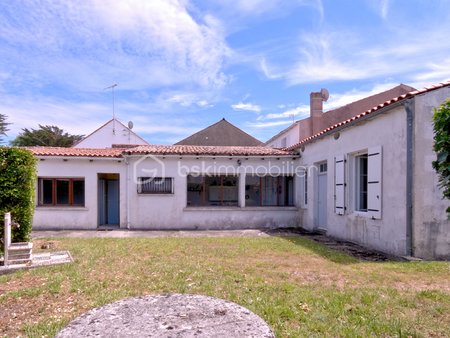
(432, 99, 450, 214)
(10, 125, 83, 147)
(0, 113, 10, 144)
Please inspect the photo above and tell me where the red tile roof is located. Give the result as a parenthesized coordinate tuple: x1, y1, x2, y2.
(287, 80, 450, 150)
(28, 145, 297, 158)
(126, 145, 295, 156)
(28, 147, 124, 158)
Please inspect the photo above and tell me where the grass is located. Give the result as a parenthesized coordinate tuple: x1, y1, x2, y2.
(1, 236, 449, 337)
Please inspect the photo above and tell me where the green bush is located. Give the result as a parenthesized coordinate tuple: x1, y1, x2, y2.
(432, 99, 450, 214)
(0, 147, 37, 243)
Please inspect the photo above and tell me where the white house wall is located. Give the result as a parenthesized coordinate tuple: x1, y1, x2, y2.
(33, 156, 301, 230)
(266, 124, 299, 148)
(412, 87, 450, 259)
(129, 157, 301, 229)
(33, 158, 127, 229)
(299, 106, 409, 256)
(74, 120, 148, 148)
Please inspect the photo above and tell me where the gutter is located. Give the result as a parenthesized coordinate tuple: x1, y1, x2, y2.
(404, 98, 414, 257)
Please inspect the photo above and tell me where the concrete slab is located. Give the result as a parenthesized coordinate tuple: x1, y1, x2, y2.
(56, 294, 274, 338)
(32, 229, 271, 239)
(0, 251, 73, 275)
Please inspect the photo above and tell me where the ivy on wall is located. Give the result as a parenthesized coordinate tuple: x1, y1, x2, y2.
(432, 99, 450, 215)
(0, 147, 37, 243)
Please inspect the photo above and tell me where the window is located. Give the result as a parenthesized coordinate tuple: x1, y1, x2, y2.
(187, 175, 238, 207)
(355, 154, 368, 211)
(38, 178, 85, 206)
(280, 137, 287, 148)
(245, 175, 294, 207)
(319, 162, 327, 173)
(138, 177, 173, 194)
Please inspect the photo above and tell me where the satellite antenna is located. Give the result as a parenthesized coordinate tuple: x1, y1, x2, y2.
(320, 88, 329, 102)
(128, 121, 134, 130)
(105, 83, 118, 134)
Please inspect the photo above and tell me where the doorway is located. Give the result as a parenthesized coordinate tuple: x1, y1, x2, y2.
(98, 173, 120, 228)
(316, 162, 328, 231)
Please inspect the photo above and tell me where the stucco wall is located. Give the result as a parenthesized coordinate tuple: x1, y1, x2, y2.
(74, 120, 148, 148)
(33, 158, 127, 229)
(412, 86, 450, 259)
(298, 106, 409, 256)
(129, 157, 301, 229)
(33, 156, 301, 230)
(266, 124, 300, 148)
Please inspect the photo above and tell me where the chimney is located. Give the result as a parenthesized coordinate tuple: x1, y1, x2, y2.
(310, 88, 329, 136)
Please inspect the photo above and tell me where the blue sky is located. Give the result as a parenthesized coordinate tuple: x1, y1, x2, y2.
(1, 0, 450, 145)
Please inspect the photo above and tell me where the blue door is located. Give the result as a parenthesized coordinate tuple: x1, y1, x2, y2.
(98, 174, 120, 227)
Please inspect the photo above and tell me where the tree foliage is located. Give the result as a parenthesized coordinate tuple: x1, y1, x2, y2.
(0, 147, 37, 243)
(432, 99, 450, 214)
(10, 125, 83, 147)
(0, 113, 10, 144)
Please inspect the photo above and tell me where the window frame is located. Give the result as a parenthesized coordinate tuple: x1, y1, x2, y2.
(245, 175, 295, 207)
(38, 177, 85, 207)
(187, 174, 239, 207)
(137, 177, 174, 195)
(355, 153, 368, 212)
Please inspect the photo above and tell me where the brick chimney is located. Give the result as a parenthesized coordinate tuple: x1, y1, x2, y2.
(310, 88, 329, 136)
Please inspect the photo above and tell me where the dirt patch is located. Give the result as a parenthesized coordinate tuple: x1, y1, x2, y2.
(267, 228, 397, 261)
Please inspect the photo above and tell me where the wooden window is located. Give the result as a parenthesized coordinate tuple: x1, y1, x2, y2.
(245, 175, 294, 207)
(187, 175, 238, 207)
(38, 178, 85, 207)
(138, 177, 173, 194)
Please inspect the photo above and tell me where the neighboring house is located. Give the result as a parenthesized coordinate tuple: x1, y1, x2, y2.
(31, 145, 300, 230)
(290, 81, 450, 259)
(176, 118, 262, 146)
(73, 118, 149, 148)
(266, 84, 415, 148)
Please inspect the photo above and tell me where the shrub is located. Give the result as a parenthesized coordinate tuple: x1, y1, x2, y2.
(432, 99, 450, 214)
(0, 147, 37, 243)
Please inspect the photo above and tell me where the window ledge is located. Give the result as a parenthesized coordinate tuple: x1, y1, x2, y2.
(35, 206, 89, 211)
(184, 206, 299, 212)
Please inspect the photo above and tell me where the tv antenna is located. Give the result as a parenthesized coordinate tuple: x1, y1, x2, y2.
(105, 83, 118, 134)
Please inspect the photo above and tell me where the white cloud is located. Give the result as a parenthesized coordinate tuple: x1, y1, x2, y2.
(263, 105, 310, 120)
(0, 0, 230, 92)
(323, 82, 399, 111)
(247, 120, 292, 128)
(231, 102, 261, 113)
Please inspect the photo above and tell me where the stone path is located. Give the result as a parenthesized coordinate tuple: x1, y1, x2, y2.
(56, 294, 275, 338)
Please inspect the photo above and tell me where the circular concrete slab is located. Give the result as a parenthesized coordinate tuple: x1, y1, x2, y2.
(56, 294, 275, 337)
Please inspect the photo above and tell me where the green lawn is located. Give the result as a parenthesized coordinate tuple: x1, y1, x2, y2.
(1, 236, 449, 337)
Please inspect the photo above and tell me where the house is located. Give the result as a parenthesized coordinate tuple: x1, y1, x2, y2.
(290, 81, 450, 259)
(175, 118, 262, 146)
(30, 145, 300, 230)
(266, 84, 415, 148)
(28, 80, 450, 260)
(73, 118, 149, 148)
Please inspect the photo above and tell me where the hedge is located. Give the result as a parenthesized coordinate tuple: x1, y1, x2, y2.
(0, 147, 37, 244)
(432, 99, 450, 215)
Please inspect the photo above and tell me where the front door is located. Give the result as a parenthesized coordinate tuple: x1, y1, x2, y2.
(98, 174, 120, 227)
(317, 163, 328, 230)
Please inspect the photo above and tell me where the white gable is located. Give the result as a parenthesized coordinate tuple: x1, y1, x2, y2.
(74, 119, 149, 148)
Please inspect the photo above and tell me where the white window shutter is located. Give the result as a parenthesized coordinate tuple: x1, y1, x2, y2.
(334, 155, 345, 215)
(367, 146, 382, 219)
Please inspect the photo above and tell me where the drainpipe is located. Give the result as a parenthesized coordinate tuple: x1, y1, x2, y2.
(404, 98, 414, 257)
(125, 156, 131, 229)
